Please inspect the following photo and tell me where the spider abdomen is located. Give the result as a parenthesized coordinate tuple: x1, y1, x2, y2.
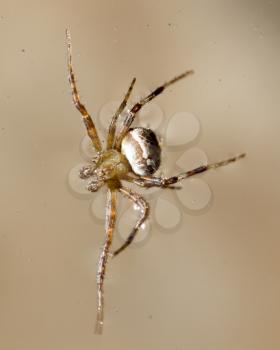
(121, 127, 161, 176)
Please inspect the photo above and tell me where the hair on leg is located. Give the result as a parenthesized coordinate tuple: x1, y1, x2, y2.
(66, 29, 102, 152)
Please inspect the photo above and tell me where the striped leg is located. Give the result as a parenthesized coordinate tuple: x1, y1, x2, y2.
(107, 78, 136, 149)
(125, 153, 246, 188)
(114, 70, 194, 150)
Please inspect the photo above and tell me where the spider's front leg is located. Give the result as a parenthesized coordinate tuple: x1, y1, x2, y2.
(113, 187, 149, 257)
(66, 29, 102, 152)
(125, 153, 246, 188)
(95, 187, 117, 335)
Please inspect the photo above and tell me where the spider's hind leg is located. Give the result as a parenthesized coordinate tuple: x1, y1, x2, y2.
(115, 70, 194, 149)
(126, 153, 246, 188)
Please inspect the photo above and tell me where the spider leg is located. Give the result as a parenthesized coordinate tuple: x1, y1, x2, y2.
(107, 78, 136, 150)
(66, 29, 102, 152)
(113, 187, 149, 257)
(114, 70, 194, 150)
(125, 153, 246, 188)
(95, 188, 117, 334)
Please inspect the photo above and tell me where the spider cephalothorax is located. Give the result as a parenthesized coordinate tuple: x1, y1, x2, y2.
(66, 29, 245, 334)
(79, 150, 131, 192)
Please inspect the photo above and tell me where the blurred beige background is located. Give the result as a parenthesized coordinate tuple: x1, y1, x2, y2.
(1, 0, 280, 349)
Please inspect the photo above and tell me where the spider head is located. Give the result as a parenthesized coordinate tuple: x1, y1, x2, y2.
(79, 150, 131, 193)
(79, 153, 102, 179)
(86, 174, 104, 192)
(79, 166, 94, 179)
(78, 155, 104, 192)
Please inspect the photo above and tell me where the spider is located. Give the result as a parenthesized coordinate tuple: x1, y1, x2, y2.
(66, 30, 246, 334)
